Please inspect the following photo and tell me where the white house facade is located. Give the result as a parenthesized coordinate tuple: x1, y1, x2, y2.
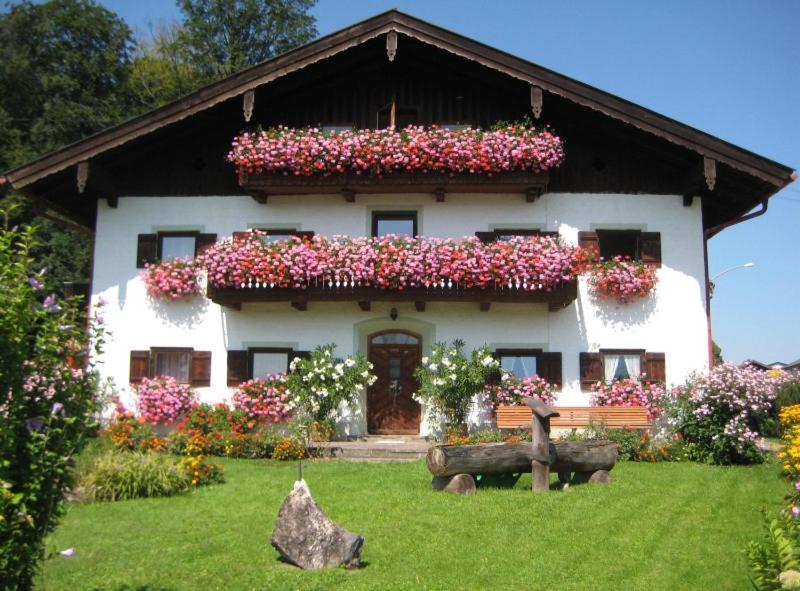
(3, 11, 793, 437)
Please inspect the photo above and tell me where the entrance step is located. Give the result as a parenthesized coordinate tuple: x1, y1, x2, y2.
(309, 436, 432, 462)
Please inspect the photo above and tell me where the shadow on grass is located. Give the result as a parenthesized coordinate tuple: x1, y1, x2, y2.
(275, 555, 370, 570)
(90, 586, 177, 591)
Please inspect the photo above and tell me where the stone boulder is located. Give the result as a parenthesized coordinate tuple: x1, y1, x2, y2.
(270, 480, 364, 570)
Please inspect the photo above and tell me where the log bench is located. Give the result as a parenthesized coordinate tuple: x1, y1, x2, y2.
(496, 405, 652, 431)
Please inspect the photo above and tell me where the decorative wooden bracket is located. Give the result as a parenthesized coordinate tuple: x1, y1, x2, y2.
(386, 31, 398, 62)
(704, 157, 716, 191)
(682, 195, 694, 207)
(76, 161, 89, 194)
(291, 297, 308, 311)
(479, 301, 491, 312)
(341, 188, 355, 202)
(414, 301, 426, 312)
(243, 90, 255, 122)
(251, 191, 268, 204)
(526, 186, 544, 202)
(530, 86, 543, 119)
(358, 300, 371, 311)
(434, 187, 446, 202)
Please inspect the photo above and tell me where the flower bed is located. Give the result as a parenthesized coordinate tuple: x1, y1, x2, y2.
(142, 258, 201, 301)
(135, 376, 197, 424)
(591, 377, 666, 419)
(202, 233, 585, 292)
(231, 376, 293, 423)
(487, 374, 556, 408)
(227, 124, 564, 177)
(587, 256, 658, 303)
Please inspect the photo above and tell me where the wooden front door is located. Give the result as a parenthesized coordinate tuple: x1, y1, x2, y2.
(367, 331, 422, 435)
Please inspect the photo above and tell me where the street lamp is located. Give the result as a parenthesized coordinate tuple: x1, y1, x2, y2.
(709, 262, 754, 298)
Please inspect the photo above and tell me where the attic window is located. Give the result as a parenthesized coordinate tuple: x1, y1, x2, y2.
(597, 230, 640, 260)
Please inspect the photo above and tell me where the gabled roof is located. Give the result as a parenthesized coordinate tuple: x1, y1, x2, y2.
(2, 9, 794, 199)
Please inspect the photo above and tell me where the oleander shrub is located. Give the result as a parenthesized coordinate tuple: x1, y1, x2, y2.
(82, 450, 190, 502)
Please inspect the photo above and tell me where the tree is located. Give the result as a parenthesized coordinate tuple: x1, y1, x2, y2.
(177, 0, 317, 81)
(713, 341, 724, 366)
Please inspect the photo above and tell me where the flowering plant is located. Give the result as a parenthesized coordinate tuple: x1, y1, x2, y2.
(228, 123, 564, 177)
(285, 344, 376, 424)
(591, 377, 666, 419)
(413, 340, 499, 427)
(779, 405, 800, 479)
(201, 232, 584, 293)
(142, 257, 201, 300)
(587, 256, 658, 303)
(135, 376, 197, 424)
(232, 376, 293, 423)
(180, 402, 251, 434)
(487, 374, 556, 408)
(670, 363, 780, 465)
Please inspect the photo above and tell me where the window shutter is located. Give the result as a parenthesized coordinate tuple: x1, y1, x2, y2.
(644, 352, 666, 383)
(190, 351, 212, 387)
(129, 350, 150, 383)
(136, 234, 158, 268)
(538, 352, 563, 390)
(538, 231, 559, 238)
(577, 231, 600, 260)
(295, 231, 315, 239)
(227, 350, 248, 386)
(475, 231, 496, 244)
(580, 352, 602, 390)
(640, 232, 662, 267)
(195, 233, 217, 255)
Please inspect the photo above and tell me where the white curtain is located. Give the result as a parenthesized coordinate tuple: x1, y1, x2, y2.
(502, 355, 537, 378)
(604, 354, 641, 382)
(252, 352, 289, 379)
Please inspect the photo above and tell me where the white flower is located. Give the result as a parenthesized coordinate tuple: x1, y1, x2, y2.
(335, 363, 344, 375)
(361, 370, 369, 378)
(428, 363, 438, 371)
(442, 358, 452, 367)
(482, 355, 496, 367)
(449, 374, 458, 382)
(433, 378, 444, 386)
(501, 372, 511, 383)
(345, 358, 356, 367)
(421, 356, 429, 365)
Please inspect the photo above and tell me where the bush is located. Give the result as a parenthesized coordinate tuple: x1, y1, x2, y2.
(0, 219, 105, 588)
(591, 378, 666, 419)
(559, 424, 689, 462)
(82, 450, 190, 502)
(103, 413, 166, 452)
(670, 364, 779, 465)
(413, 340, 498, 427)
(135, 375, 197, 424)
(747, 512, 800, 591)
(272, 437, 308, 461)
(232, 377, 293, 423)
(285, 344, 375, 424)
(181, 402, 251, 435)
(486, 374, 555, 408)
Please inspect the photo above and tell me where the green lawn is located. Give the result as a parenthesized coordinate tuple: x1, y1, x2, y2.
(43, 458, 785, 590)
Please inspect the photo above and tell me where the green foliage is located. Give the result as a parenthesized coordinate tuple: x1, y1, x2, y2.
(285, 344, 375, 424)
(413, 340, 498, 426)
(713, 340, 724, 365)
(0, 216, 104, 588)
(747, 512, 800, 590)
(81, 450, 190, 502)
(561, 424, 690, 462)
(177, 0, 317, 80)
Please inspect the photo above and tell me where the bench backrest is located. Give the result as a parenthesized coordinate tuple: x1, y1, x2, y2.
(496, 405, 651, 430)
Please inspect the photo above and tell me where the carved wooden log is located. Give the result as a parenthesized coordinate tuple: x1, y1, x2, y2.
(426, 440, 617, 478)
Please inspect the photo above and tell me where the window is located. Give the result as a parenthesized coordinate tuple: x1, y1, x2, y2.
(601, 349, 644, 382)
(249, 348, 292, 379)
(597, 230, 641, 260)
(496, 349, 542, 378)
(377, 105, 419, 129)
(322, 124, 353, 133)
(371, 333, 419, 345)
(438, 122, 471, 131)
(152, 348, 192, 383)
(372, 211, 417, 237)
(159, 232, 197, 262)
(475, 229, 556, 243)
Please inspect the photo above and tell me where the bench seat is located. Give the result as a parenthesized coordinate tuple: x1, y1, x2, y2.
(496, 405, 651, 430)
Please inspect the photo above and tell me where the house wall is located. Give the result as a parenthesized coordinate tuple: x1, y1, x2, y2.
(92, 192, 708, 436)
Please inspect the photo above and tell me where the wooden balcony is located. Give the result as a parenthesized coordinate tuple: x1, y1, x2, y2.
(207, 281, 577, 312)
(238, 170, 550, 203)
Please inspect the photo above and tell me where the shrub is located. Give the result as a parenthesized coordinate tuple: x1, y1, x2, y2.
(413, 340, 498, 427)
(82, 450, 190, 502)
(746, 512, 800, 591)
(103, 413, 166, 452)
(135, 376, 197, 424)
(559, 424, 689, 462)
(177, 454, 224, 487)
(272, 437, 308, 461)
(223, 431, 280, 459)
(181, 402, 250, 435)
(232, 377, 293, 423)
(671, 364, 779, 465)
(779, 405, 800, 479)
(591, 378, 666, 419)
(486, 374, 555, 408)
(285, 344, 375, 424)
(0, 219, 105, 588)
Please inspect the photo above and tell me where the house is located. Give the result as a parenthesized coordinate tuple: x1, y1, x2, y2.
(1, 11, 794, 437)
(743, 359, 800, 373)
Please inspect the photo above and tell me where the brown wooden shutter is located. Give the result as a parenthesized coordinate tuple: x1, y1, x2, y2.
(537, 352, 562, 390)
(578, 231, 600, 260)
(580, 352, 602, 390)
(129, 350, 150, 383)
(190, 351, 212, 387)
(227, 350, 248, 386)
(640, 232, 662, 267)
(136, 234, 158, 268)
(644, 352, 666, 383)
(295, 231, 315, 239)
(475, 231, 496, 243)
(195, 233, 217, 255)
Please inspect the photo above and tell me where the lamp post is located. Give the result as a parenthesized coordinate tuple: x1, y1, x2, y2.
(709, 262, 754, 298)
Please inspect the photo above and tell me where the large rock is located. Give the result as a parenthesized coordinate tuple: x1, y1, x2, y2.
(270, 480, 364, 570)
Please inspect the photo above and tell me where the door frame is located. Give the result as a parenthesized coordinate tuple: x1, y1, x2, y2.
(366, 329, 423, 435)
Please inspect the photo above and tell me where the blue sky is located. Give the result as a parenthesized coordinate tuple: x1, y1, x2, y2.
(100, 1, 799, 363)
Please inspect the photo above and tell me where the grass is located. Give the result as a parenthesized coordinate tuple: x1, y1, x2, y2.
(42, 458, 786, 590)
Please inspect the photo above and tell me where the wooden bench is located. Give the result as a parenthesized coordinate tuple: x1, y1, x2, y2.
(496, 405, 651, 431)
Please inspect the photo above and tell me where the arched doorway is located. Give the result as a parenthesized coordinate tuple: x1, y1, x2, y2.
(367, 330, 422, 435)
